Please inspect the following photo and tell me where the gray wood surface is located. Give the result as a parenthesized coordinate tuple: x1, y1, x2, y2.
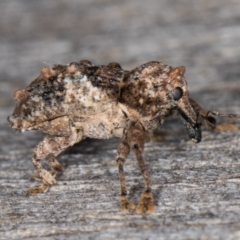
(1, 0, 240, 239)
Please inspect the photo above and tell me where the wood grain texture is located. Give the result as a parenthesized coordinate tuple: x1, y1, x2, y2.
(1, 0, 240, 239)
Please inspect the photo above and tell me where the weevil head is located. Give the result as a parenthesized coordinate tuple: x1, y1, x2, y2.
(119, 61, 201, 143)
(167, 66, 202, 143)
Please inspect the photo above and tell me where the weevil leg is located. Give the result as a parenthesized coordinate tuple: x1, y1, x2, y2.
(189, 98, 207, 117)
(30, 153, 64, 181)
(207, 111, 239, 119)
(27, 129, 83, 195)
(189, 98, 217, 129)
(190, 98, 239, 129)
(46, 153, 64, 175)
(126, 122, 155, 214)
(116, 141, 136, 212)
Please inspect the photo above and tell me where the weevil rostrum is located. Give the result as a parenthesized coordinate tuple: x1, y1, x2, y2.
(8, 60, 230, 213)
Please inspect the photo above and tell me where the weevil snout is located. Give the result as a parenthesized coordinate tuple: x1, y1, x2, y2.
(177, 99, 202, 143)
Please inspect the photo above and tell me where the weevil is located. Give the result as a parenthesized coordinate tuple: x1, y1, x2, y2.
(8, 60, 233, 213)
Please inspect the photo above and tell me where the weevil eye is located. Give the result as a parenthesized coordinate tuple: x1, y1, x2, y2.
(172, 87, 183, 101)
(206, 116, 216, 125)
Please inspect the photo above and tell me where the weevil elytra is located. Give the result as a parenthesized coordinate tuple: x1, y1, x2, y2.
(9, 60, 231, 213)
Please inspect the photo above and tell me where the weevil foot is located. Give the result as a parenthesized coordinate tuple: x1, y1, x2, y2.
(136, 191, 156, 214)
(39, 168, 57, 185)
(30, 168, 59, 182)
(30, 172, 42, 181)
(120, 196, 136, 212)
(26, 183, 50, 195)
(28, 169, 57, 195)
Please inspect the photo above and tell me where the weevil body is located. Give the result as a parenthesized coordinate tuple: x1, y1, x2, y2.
(9, 60, 208, 213)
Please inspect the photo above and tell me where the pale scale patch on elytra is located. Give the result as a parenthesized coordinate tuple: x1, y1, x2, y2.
(63, 73, 113, 111)
(64, 77, 98, 108)
(63, 75, 88, 83)
(79, 75, 87, 82)
(81, 81, 102, 103)
(32, 110, 43, 117)
(93, 94, 100, 101)
(31, 95, 41, 103)
(63, 77, 72, 84)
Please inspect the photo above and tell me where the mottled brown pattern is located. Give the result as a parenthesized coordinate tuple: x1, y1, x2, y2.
(8, 60, 211, 213)
(120, 62, 173, 118)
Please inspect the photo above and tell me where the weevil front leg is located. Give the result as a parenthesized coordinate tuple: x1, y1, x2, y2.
(190, 98, 239, 129)
(189, 98, 217, 129)
(116, 122, 155, 213)
(126, 122, 155, 214)
(27, 129, 83, 195)
(207, 111, 239, 119)
(116, 141, 136, 212)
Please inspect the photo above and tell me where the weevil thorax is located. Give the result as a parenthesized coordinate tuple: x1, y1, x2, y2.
(119, 61, 192, 130)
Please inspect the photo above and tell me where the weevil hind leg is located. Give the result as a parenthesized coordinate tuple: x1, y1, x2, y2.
(27, 183, 50, 195)
(29, 154, 63, 182)
(27, 129, 83, 195)
(27, 151, 58, 195)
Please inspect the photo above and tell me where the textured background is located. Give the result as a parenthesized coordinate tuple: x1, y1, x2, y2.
(1, 0, 240, 239)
